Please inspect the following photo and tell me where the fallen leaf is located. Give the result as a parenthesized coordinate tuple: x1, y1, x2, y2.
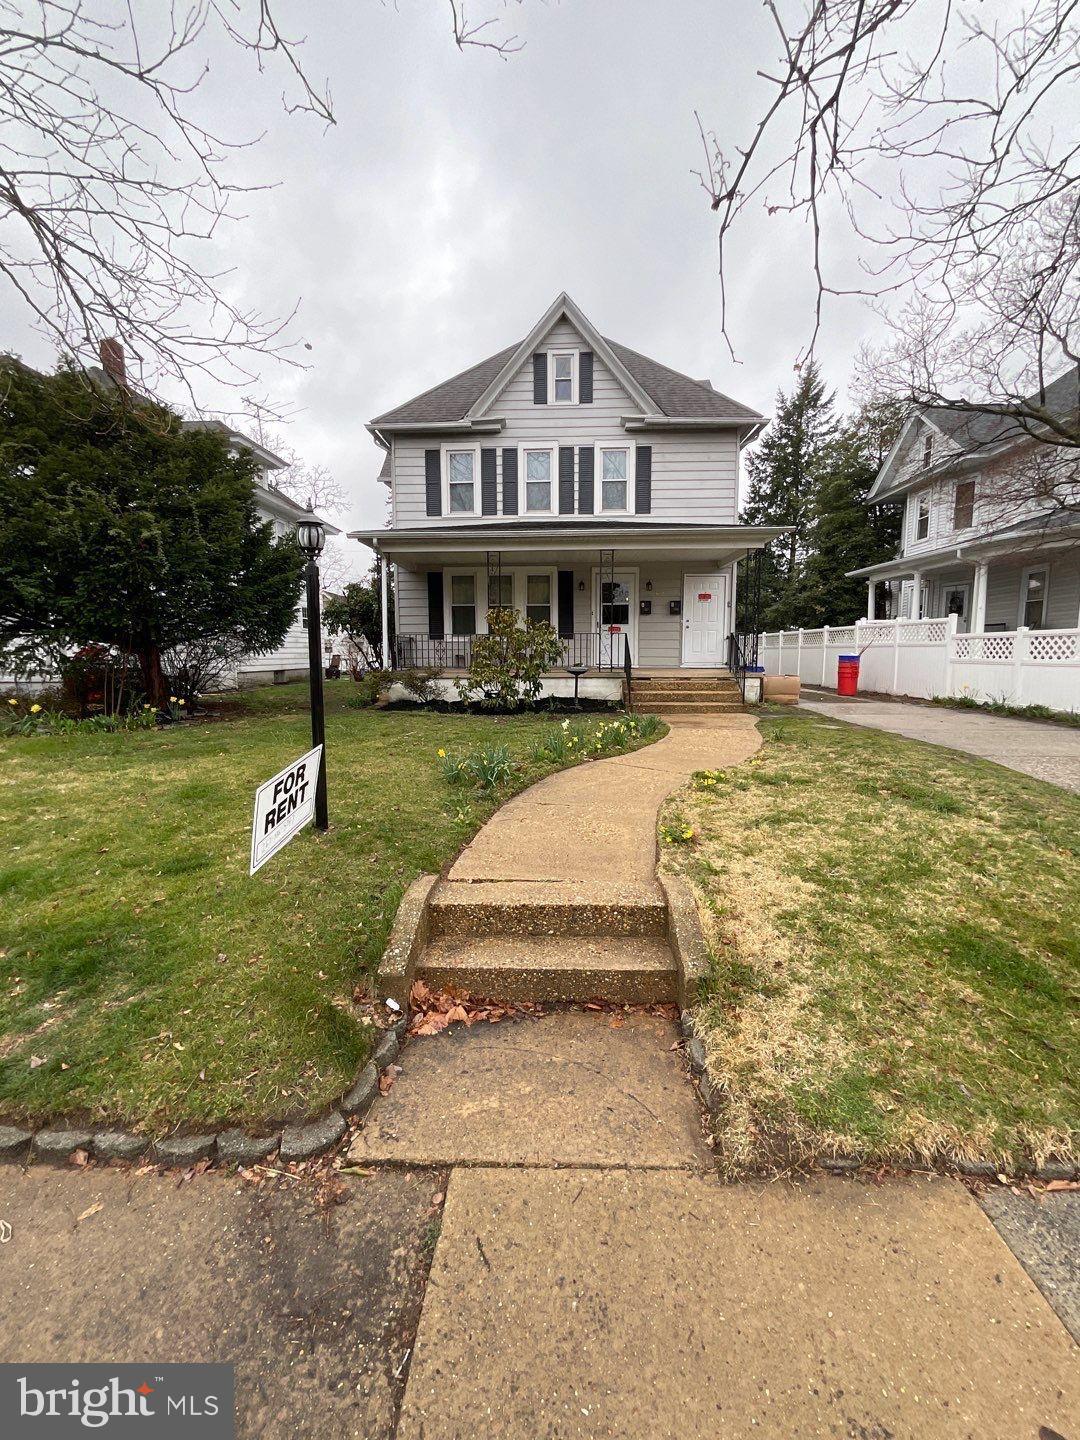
(70, 1149, 89, 1167)
(76, 1201, 103, 1223)
(431, 1191, 445, 1206)
(29, 1054, 46, 1069)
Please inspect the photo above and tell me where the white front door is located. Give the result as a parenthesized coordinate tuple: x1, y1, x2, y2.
(682, 572, 728, 666)
(592, 570, 637, 667)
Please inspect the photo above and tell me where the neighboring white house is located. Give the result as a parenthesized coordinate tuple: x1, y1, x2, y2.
(351, 292, 785, 702)
(759, 369, 1080, 712)
(181, 420, 341, 687)
(850, 368, 1080, 633)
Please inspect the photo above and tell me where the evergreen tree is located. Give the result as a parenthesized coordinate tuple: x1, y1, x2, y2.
(741, 362, 837, 629)
(795, 412, 903, 626)
(0, 358, 305, 706)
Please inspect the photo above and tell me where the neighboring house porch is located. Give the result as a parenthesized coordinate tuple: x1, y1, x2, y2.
(853, 514, 1080, 634)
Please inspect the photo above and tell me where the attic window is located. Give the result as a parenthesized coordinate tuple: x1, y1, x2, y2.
(549, 352, 576, 404)
(922, 434, 933, 467)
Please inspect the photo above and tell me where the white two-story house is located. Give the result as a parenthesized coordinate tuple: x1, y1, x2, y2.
(850, 369, 1080, 633)
(352, 294, 783, 696)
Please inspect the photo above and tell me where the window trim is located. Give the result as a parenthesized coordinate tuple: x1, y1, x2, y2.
(441, 443, 481, 517)
(518, 443, 558, 515)
(547, 351, 577, 406)
(913, 489, 931, 542)
(952, 476, 977, 532)
(594, 443, 635, 515)
(1018, 565, 1049, 630)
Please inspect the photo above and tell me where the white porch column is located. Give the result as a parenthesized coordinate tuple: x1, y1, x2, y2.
(380, 553, 390, 669)
(911, 571, 924, 620)
(971, 560, 989, 633)
(866, 580, 876, 621)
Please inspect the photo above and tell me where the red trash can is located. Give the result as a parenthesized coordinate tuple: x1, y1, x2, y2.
(837, 654, 860, 696)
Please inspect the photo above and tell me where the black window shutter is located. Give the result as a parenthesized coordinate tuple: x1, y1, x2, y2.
(558, 446, 575, 514)
(579, 351, 593, 404)
(426, 571, 444, 638)
(577, 446, 594, 514)
(557, 571, 574, 638)
(635, 445, 652, 514)
(533, 353, 547, 405)
(480, 448, 497, 515)
(501, 447, 518, 514)
(424, 449, 441, 516)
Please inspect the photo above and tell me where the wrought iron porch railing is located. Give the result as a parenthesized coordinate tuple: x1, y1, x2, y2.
(392, 631, 628, 672)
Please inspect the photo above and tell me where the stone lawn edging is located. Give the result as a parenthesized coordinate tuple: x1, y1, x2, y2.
(0, 1019, 408, 1171)
(678, 1011, 1079, 1184)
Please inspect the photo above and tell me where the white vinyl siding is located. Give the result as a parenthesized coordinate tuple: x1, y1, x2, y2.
(388, 317, 740, 526)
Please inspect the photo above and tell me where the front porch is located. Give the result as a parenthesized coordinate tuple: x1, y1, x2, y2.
(351, 520, 785, 677)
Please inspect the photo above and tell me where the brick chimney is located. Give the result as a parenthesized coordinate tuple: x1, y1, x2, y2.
(99, 337, 126, 387)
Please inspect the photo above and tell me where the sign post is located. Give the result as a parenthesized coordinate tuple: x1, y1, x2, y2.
(296, 517, 329, 831)
(250, 745, 323, 874)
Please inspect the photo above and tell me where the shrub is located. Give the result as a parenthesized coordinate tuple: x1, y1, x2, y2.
(458, 609, 564, 710)
(347, 670, 388, 709)
(393, 664, 444, 706)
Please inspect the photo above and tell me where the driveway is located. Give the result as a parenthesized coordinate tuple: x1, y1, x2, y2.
(799, 692, 1080, 792)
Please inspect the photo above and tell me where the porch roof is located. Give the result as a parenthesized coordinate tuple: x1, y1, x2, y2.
(350, 520, 788, 569)
(848, 511, 1080, 581)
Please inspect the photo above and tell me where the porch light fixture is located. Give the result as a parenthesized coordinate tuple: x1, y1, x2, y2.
(577, 579, 586, 592)
(645, 579, 653, 591)
(297, 518, 326, 557)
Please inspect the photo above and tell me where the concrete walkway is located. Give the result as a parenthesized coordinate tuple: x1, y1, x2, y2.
(450, 714, 762, 885)
(801, 692, 1080, 792)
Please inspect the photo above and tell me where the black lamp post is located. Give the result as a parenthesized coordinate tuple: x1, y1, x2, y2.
(297, 518, 329, 831)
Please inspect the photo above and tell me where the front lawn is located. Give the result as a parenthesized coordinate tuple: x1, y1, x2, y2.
(0, 682, 661, 1129)
(661, 710, 1079, 1174)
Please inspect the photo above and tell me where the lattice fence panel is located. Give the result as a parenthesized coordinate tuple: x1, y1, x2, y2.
(1029, 631, 1079, 663)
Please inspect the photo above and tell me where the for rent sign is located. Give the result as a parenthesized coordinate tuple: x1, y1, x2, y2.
(249, 745, 323, 874)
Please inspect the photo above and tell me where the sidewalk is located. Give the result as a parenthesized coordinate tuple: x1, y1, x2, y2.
(800, 691, 1080, 792)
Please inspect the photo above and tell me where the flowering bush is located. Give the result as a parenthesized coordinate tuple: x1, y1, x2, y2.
(457, 609, 564, 710)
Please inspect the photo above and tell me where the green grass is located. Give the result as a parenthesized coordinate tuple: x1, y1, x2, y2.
(930, 694, 1080, 728)
(0, 681, 661, 1129)
(661, 710, 1080, 1174)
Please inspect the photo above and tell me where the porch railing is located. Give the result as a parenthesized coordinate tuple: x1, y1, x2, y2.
(392, 631, 629, 672)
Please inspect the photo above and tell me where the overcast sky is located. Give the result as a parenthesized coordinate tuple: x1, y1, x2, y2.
(2, 0, 888, 573)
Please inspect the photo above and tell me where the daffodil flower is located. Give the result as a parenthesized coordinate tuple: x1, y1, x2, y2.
(29, 703, 42, 714)
(7, 698, 16, 706)
(437, 748, 446, 758)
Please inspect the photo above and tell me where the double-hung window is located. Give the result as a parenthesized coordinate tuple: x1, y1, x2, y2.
(922, 434, 933, 468)
(487, 573, 514, 613)
(1020, 568, 1048, 629)
(449, 573, 477, 635)
(914, 491, 931, 542)
(444, 447, 478, 514)
(598, 446, 631, 512)
(525, 573, 552, 626)
(522, 447, 555, 513)
(549, 352, 576, 404)
(953, 479, 975, 530)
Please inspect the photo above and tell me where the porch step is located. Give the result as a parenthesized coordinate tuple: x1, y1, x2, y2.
(631, 675, 736, 692)
(428, 879, 669, 939)
(417, 935, 677, 1004)
(630, 684, 741, 701)
(634, 699, 745, 715)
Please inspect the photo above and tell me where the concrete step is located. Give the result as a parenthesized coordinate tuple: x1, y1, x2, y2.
(631, 677, 736, 692)
(428, 879, 669, 939)
(418, 935, 677, 1004)
(633, 688, 743, 705)
(634, 700, 745, 715)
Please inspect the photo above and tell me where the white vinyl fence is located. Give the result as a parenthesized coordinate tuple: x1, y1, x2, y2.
(759, 615, 1080, 713)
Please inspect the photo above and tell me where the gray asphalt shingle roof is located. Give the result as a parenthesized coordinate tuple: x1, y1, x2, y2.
(926, 365, 1079, 452)
(370, 331, 762, 426)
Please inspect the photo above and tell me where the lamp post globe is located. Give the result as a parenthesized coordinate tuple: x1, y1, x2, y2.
(297, 518, 326, 558)
(297, 517, 329, 831)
